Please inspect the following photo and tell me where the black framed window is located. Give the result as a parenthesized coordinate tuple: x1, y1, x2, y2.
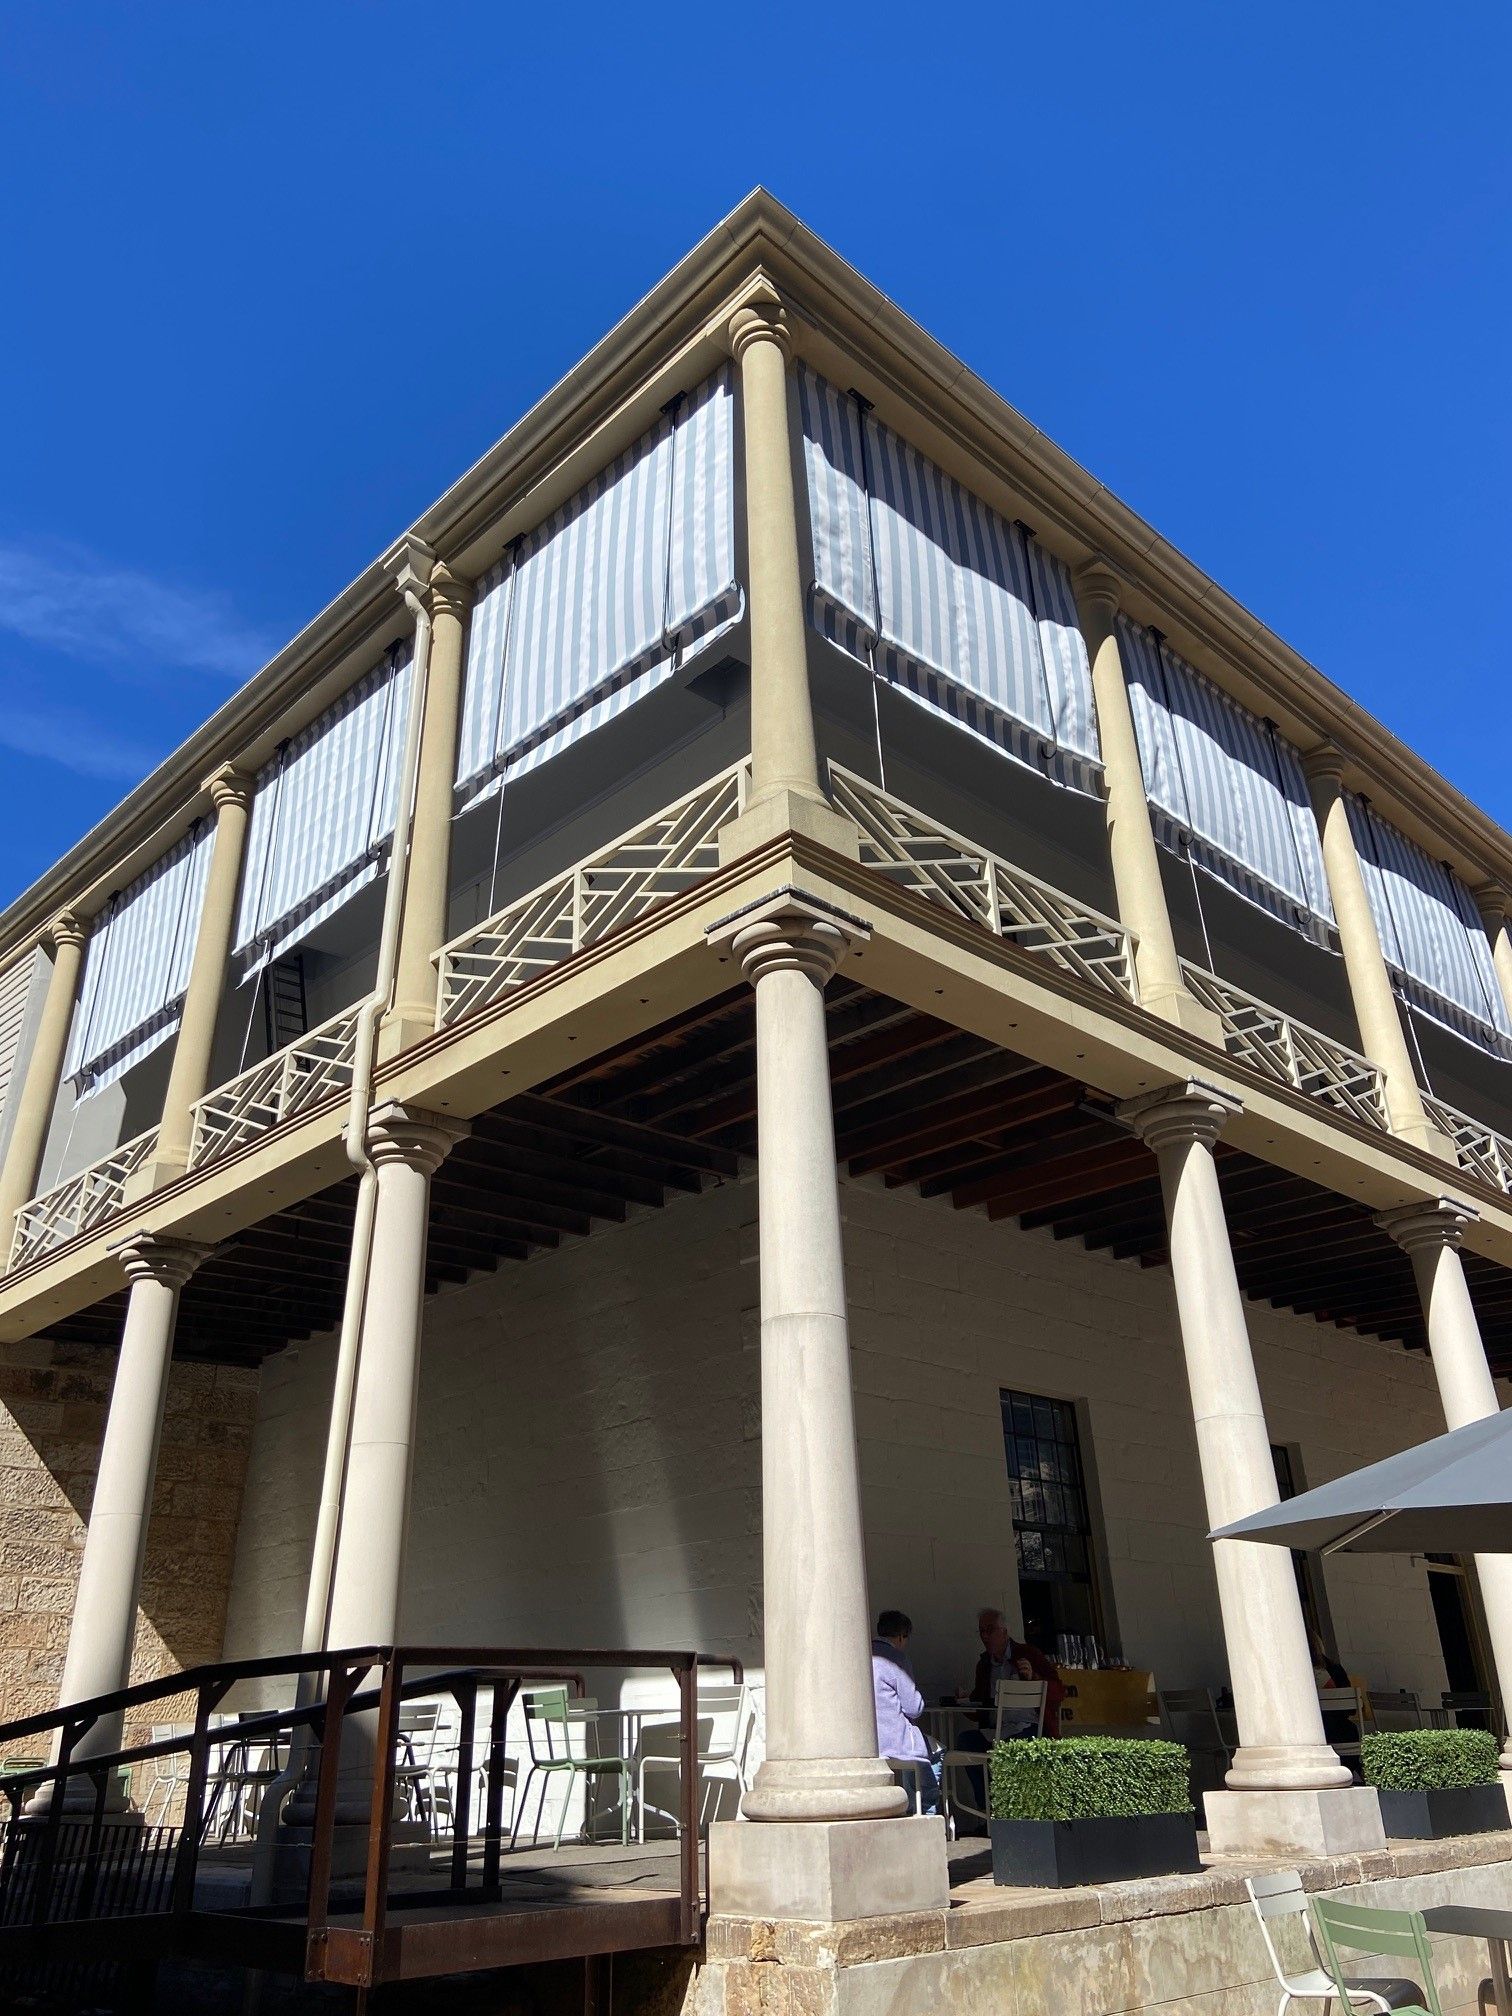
(1001, 1390, 1103, 1651)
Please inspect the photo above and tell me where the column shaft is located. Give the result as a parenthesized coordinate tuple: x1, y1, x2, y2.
(386, 564, 472, 1051)
(720, 904, 903, 1824)
(153, 773, 252, 1176)
(323, 1105, 467, 1650)
(0, 916, 87, 1256)
(1473, 887, 1512, 1026)
(1305, 754, 1443, 1152)
(1124, 1085, 1348, 1791)
(1073, 567, 1219, 1042)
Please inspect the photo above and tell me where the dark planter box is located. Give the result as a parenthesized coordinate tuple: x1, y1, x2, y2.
(1375, 1784, 1510, 1839)
(989, 1811, 1202, 1888)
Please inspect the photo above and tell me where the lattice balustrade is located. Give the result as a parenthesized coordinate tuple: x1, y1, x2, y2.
(187, 1002, 364, 1172)
(10, 1128, 158, 1269)
(1179, 962, 1390, 1133)
(1421, 1091, 1512, 1197)
(828, 765, 1137, 1003)
(436, 765, 747, 1029)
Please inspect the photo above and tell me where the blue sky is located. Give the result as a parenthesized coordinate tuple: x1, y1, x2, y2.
(1, 3, 1507, 905)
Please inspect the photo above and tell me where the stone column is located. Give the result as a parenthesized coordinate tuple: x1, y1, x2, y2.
(1072, 562, 1221, 1043)
(383, 557, 473, 1056)
(147, 769, 254, 1183)
(1304, 747, 1447, 1155)
(1378, 1197, 1512, 1775)
(719, 296, 856, 865)
(40, 1233, 212, 1807)
(706, 894, 947, 1922)
(1471, 883, 1512, 1027)
(323, 1103, 468, 1650)
(0, 912, 88, 1261)
(1120, 1081, 1384, 1857)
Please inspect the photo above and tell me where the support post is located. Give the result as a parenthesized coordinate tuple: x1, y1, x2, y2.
(143, 768, 254, 1184)
(1378, 1197, 1512, 1778)
(34, 1233, 212, 1810)
(0, 913, 88, 1262)
(382, 556, 473, 1056)
(718, 295, 856, 865)
(705, 892, 946, 1921)
(1303, 747, 1449, 1155)
(1471, 882, 1512, 1028)
(1119, 1080, 1385, 1857)
(1071, 562, 1221, 1043)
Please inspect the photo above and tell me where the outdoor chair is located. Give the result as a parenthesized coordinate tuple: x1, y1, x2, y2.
(1318, 1686, 1367, 1767)
(1443, 1691, 1500, 1736)
(509, 1688, 635, 1851)
(1309, 1895, 1441, 2016)
(1369, 1690, 1425, 1730)
(885, 1755, 934, 1815)
(1247, 1872, 1423, 2015)
(393, 1701, 444, 1833)
(940, 1679, 1046, 1832)
(1157, 1687, 1234, 1787)
(144, 1724, 191, 1826)
(635, 1682, 749, 1841)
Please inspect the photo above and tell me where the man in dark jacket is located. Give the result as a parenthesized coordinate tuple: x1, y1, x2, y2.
(970, 1607, 1065, 1737)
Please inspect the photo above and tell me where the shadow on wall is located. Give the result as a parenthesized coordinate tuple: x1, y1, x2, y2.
(0, 1339, 258, 1739)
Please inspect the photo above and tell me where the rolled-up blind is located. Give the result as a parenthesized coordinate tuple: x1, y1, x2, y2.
(797, 364, 1101, 792)
(1120, 614, 1333, 943)
(457, 364, 740, 805)
(1346, 797, 1512, 1056)
(233, 642, 413, 978)
(65, 825, 214, 1092)
(0, 949, 39, 1139)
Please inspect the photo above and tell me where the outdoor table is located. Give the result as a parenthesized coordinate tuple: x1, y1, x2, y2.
(1421, 1903, 1512, 2014)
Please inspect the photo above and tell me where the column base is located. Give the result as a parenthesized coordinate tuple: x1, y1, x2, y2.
(742, 1754, 909, 1823)
(709, 1816, 948, 1922)
(718, 787, 861, 866)
(376, 1005, 438, 1060)
(1204, 1785, 1385, 1859)
(1225, 1743, 1353, 1791)
(1138, 979, 1226, 1048)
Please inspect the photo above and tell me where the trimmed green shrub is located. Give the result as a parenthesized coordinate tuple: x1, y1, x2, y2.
(1361, 1728, 1500, 1791)
(989, 1737, 1192, 1821)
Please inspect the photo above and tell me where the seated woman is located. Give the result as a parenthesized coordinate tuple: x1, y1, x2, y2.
(872, 1610, 941, 1814)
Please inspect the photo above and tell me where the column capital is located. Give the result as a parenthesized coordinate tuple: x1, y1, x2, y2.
(366, 1100, 470, 1176)
(382, 532, 438, 617)
(1118, 1078, 1243, 1154)
(44, 910, 88, 956)
(728, 298, 793, 367)
(708, 889, 870, 988)
(1071, 556, 1123, 624)
(1376, 1195, 1479, 1256)
(427, 559, 473, 625)
(1302, 740, 1348, 790)
(1471, 879, 1509, 928)
(204, 762, 254, 815)
(110, 1231, 215, 1291)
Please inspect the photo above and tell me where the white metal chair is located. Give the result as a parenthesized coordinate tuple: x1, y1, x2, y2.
(1317, 1686, 1367, 1765)
(635, 1683, 749, 1841)
(940, 1679, 1046, 1831)
(1369, 1690, 1424, 1730)
(393, 1701, 444, 1833)
(143, 1725, 191, 1826)
(1157, 1687, 1235, 1785)
(1246, 1870, 1422, 2015)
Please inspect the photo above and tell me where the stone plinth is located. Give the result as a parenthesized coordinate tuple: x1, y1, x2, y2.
(707, 1816, 949, 1922)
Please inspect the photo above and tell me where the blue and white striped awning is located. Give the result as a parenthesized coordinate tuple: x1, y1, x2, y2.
(457, 365, 740, 805)
(234, 642, 413, 978)
(64, 823, 215, 1093)
(797, 366, 1101, 793)
(1120, 615, 1334, 944)
(1346, 797, 1512, 1057)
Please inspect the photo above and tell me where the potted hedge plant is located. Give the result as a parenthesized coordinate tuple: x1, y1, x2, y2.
(1363, 1728, 1508, 1839)
(988, 1736, 1201, 1887)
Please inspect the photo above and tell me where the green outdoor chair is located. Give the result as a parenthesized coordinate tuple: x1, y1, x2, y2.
(508, 1688, 634, 1852)
(1309, 1897, 1441, 2016)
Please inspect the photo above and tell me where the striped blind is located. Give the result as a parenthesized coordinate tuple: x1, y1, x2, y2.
(1346, 798, 1512, 1055)
(457, 364, 740, 804)
(797, 366, 1100, 792)
(234, 642, 413, 978)
(64, 826, 215, 1092)
(0, 948, 39, 1140)
(1120, 615, 1333, 943)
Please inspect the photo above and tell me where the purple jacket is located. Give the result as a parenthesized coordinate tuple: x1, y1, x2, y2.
(872, 1640, 930, 1761)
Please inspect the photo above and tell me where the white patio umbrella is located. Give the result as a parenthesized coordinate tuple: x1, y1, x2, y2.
(1210, 1408, 1512, 1556)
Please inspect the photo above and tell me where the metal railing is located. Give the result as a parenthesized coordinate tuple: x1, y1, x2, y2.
(829, 764, 1138, 1004)
(10, 1129, 158, 1270)
(436, 764, 748, 1029)
(187, 1002, 365, 1173)
(0, 1641, 723, 1989)
(1421, 1091, 1512, 1197)
(1180, 962, 1390, 1133)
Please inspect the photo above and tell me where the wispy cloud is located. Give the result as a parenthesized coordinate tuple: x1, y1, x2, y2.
(0, 701, 164, 782)
(0, 542, 276, 680)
